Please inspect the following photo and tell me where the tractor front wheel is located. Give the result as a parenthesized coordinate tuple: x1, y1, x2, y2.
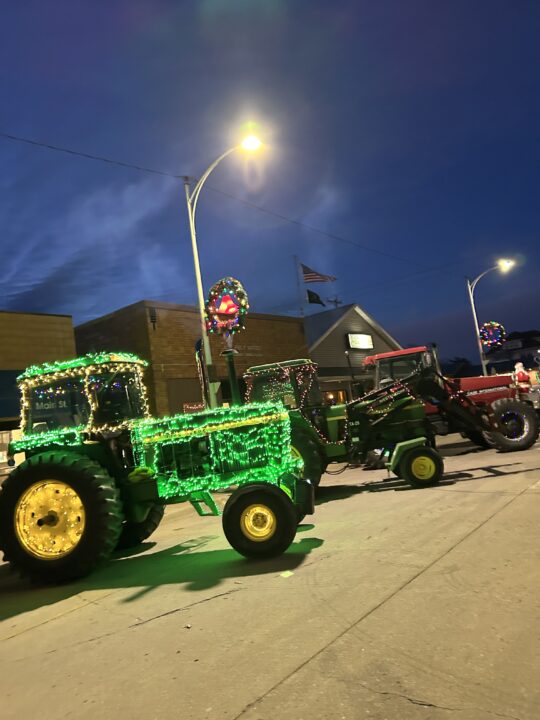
(222, 485, 297, 559)
(398, 446, 444, 488)
(0, 452, 123, 583)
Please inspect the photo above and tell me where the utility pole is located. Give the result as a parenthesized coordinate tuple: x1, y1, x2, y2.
(181, 134, 262, 407)
(465, 259, 516, 376)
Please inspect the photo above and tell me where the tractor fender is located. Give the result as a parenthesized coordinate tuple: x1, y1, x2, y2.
(388, 438, 428, 473)
(229, 481, 294, 504)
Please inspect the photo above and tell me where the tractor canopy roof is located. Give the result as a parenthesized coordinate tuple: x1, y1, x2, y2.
(363, 347, 429, 366)
(244, 359, 317, 377)
(17, 352, 148, 383)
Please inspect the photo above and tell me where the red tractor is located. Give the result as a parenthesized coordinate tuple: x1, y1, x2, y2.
(364, 345, 539, 451)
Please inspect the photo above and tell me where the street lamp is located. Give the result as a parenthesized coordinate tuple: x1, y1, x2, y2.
(466, 258, 516, 376)
(344, 350, 356, 399)
(183, 135, 262, 408)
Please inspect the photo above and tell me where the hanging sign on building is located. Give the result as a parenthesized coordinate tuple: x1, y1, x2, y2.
(347, 333, 374, 350)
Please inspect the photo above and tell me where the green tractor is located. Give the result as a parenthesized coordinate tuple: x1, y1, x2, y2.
(243, 358, 501, 487)
(0, 353, 314, 583)
(244, 359, 444, 487)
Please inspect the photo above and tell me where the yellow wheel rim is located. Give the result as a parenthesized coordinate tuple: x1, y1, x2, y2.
(240, 504, 277, 542)
(14, 481, 86, 560)
(411, 456, 436, 482)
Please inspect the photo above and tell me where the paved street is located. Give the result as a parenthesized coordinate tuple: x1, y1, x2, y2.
(1, 436, 539, 720)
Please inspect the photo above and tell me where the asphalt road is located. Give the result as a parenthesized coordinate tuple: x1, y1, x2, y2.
(1, 435, 539, 720)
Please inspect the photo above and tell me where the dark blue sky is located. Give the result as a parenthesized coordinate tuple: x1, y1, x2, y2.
(1, 1, 539, 359)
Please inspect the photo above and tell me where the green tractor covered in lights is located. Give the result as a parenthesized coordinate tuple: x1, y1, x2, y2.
(243, 359, 445, 487)
(243, 358, 508, 487)
(0, 353, 314, 584)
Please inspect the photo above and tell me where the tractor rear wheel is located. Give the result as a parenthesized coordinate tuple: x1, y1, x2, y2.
(486, 399, 539, 452)
(398, 446, 444, 488)
(222, 484, 297, 559)
(0, 451, 123, 583)
(116, 504, 165, 550)
(290, 430, 324, 487)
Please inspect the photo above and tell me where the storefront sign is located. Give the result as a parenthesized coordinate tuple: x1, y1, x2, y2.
(347, 333, 373, 350)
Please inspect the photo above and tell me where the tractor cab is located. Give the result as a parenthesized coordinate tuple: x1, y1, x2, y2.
(364, 346, 439, 388)
(244, 359, 322, 410)
(243, 359, 346, 444)
(19, 353, 150, 435)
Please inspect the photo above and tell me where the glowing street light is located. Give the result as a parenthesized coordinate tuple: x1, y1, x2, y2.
(466, 258, 516, 376)
(240, 134, 262, 152)
(497, 258, 515, 273)
(183, 135, 263, 408)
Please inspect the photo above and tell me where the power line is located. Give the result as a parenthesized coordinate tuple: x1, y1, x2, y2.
(204, 184, 433, 269)
(355, 260, 464, 297)
(0, 129, 442, 273)
(0, 130, 180, 178)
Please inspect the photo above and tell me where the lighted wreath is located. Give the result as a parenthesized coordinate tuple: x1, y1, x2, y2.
(205, 277, 249, 336)
(479, 321, 506, 349)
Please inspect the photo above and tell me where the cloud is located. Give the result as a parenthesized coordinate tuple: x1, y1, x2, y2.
(300, 182, 347, 229)
(2, 174, 183, 320)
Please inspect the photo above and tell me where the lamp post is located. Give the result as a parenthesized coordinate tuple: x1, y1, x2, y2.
(466, 258, 515, 376)
(183, 135, 262, 408)
(344, 350, 356, 399)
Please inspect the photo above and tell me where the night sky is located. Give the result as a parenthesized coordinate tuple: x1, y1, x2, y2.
(1, 1, 539, 360)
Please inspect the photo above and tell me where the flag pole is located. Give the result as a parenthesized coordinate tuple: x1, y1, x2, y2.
(293, 255, 305, 317)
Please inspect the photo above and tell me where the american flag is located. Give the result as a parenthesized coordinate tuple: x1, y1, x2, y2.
(301, 263, 337, 283)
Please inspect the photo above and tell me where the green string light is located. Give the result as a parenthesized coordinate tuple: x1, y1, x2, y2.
(131, 402, 299, 499)
(11, 427, 85, 453)
(18, 352, 148, 381)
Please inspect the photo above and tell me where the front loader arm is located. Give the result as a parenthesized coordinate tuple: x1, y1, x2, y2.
(361, 368, 499, 436)
(411, 371, 499, 435)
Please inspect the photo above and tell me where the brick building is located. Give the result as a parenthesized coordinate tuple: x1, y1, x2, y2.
(0, 310, 76, 429)
(75, 300, 307, 416)
(0, 310, 76, 469)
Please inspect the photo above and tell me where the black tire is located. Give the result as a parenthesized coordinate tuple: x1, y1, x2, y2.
(290, 429, 324, 487)
(487, 398, 539, 452)
(398, 446, 444, 488)
(116, 504, 165, 550)
(464, 430, 492, 449)
(222, 484, 297, 559)
(296, 508, 306, 525)
(0, 451, 123, 583)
